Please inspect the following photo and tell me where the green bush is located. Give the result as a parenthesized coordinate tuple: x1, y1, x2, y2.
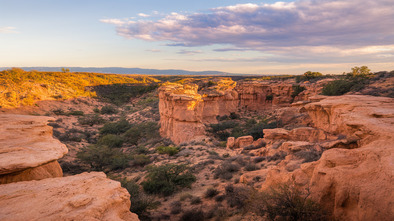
(214, 162, 240, 180)
(99, 119, 131, 135)
(78, 114, 106, 126)
(67, 110, 84, 116)
(142, 164, 196, 196)
(76, 145, 131, 171)
(205, 187, 219, 198)
(120, 179, 158, 218)
(132, 154, 151, 166)
(258, 183, 327, 220)
(292, 85, 306, 98)
(156, 146, 180, 156)
(97, 134, 124, 148)
(100, 105, 118, 114)
(123, 121, 159, 145)
(321, 79, 355, 96)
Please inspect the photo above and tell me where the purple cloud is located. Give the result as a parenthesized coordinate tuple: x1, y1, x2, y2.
(102, 0, 394, 53)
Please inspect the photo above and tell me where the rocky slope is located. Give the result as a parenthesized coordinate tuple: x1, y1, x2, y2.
(262, 95, 394, 221)
(0, 172, 139, 221)
(0, 114, 68, 184)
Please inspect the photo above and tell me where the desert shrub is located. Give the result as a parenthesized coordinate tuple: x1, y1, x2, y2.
(123, 121, 159, 145)
(55, 131, 83, 142)
(170, 201, 182, 214)
(258, 183, 327, 220)
(225, 184, 252, 209)
(67, 110, 84, 116)
(205, 187, 219, 198)
(142, 164, 196, 196)
(190, 196, 202, 205)
(179, 209, 205, 221)
(132, 154, 151, 166)
(76, 145, 131, 171)
(214, 162, 240, 180)
(100, 105, 118, 114)
(78, 114, 106, 126)
(99, 119, 131, 135)
(120, 179, 158, 218)
(230, 112, 240, 119)
(97, 134, 124, 148)
(59, 161, 88, 175)
(156, 146, 180, 156)
(266, 94, 274, 101)
(321, 79, 355, 96)
(245, 163, 259, 171)
(267, 151, 287, 162)
(294, 150, 321, 163)
(210, 121, 239, 133)
(292, 85, 306, 98)
(52, 109, 66, 115)
(296, 71, 323, 83)
(248, 121, 278, 140)
(48, 122, 62, 128)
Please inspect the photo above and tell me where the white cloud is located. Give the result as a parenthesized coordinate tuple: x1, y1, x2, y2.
(0, 27, 18, 34)
(138, 13, 150, 18)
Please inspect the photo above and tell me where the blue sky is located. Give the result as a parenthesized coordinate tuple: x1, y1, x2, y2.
(1, 0, 393, 74)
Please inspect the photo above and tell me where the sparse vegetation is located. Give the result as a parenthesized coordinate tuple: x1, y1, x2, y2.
(142, 164, 196, 196)
(97, 134, 124, 148)
(156, 146, 180, 156)
(99, 119, 132, 135)
(76, 145, 131, 171)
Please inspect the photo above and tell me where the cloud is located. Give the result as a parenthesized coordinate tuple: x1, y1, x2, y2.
(138, 13, 150, 17)
(102, 0, 394, 53)
(146, 49, 161, 52)
(0, 27, 18, 34)
(177, 49, 202, 55)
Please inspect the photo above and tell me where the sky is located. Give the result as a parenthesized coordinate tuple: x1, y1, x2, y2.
(1, 0, 393, 75)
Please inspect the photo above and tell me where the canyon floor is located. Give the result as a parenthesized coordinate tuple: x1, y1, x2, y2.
(0, 72, 393, 221)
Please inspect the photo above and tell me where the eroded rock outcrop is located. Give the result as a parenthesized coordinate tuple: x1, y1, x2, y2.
(0, 172, 139, 221)
(159, 81, 238, 144)
(262, 95, 394, 221)
(0, 114, 68, 184)
(159, 79, 325, 144)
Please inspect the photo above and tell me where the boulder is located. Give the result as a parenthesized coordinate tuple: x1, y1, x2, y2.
(235, 136, 254, 149)
(226, 137, 235, 149)
(0, 114, 68, 184)
(0, 172, 139, 221)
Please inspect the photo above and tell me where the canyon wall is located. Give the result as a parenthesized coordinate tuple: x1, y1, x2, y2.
(159, 79, 323, 144)
(262, 95, 394, 221)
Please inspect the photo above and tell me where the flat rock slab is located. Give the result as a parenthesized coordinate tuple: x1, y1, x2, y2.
(0, 172, 139, 221)
(0, 114, 68, 175)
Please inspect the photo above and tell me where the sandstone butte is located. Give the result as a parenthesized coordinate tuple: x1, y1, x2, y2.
(0, 115, 139, 221)
(0, 114, 68, 184)
(159, 79, 326, 144)
(0, 172, 139, 221)
(261, 95, 394, 221)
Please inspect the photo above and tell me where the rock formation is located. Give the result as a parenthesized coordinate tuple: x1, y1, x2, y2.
(0, 114, 68, 184)
(159, 82, 238, 144)
(262, 95, 394, 221)
(0, 172, 139, 221)
(159, 79, 324, 144)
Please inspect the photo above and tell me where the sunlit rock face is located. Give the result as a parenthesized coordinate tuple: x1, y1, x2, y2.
(158, 82, 238, 144)
(158, 79, 323, 144)
(0, 114, 68, 184)
(0, 172, 139, 221)
(262, 95, 394, 221)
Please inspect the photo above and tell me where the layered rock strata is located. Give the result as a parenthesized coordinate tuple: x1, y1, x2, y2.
(0, 114, 68, 184)
(0, 172, 139, 221)
(262, 95, 394, 221)
(159, 79, 324, 144)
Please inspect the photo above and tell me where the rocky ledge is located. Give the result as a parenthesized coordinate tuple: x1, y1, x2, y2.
(0, 114, 68, 184)
(0, 172, 139, 221)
